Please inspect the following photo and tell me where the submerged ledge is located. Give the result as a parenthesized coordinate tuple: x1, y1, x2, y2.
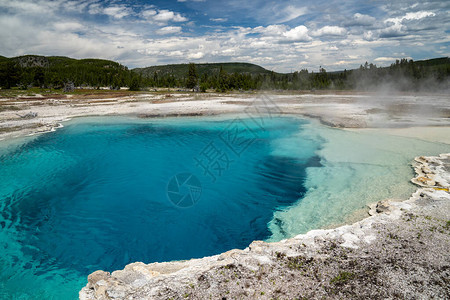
(80, 153, 450, 299)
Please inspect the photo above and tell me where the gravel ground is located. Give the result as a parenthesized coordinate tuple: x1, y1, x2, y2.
(170, 194, 449, 300)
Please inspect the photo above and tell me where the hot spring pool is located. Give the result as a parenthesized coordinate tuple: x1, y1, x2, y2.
(0, 116, 448, 299)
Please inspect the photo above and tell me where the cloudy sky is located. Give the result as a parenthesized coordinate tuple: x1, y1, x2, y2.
(0, 0, 448, 72)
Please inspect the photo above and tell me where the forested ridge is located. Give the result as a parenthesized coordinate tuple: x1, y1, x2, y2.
(0, 55, 448, 92)
(0, 55, 139, 90)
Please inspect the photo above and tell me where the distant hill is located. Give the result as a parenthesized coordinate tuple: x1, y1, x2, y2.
(342, 57, 450, 91)
(413, 57, 449, 67)
(133, 62, 275, 78)
(2, 55, 127, 70)
(0, 55, 134, 89)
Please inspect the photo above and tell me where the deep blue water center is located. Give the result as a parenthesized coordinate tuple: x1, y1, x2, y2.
(0, 116, 321, 299)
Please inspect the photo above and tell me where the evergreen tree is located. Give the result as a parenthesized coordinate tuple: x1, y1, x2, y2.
(186, 63, 198, 90)
(217, 66, 229, 92)
(4, 62, 20, 89)
(129, 76, 140, 91)
(34, 67, 45, 87)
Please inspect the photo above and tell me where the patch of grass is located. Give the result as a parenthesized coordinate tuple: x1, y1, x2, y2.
(329, 242, 337, 250)
(0, 125, 23, 133)
(388, 232, 399, 240)
(330, 271, 355, 285)
(0, 87, 142, 98)
(444, 220, 450, 231)
(0, 105, 21, 112)
(286, 256, 313, 271)
(0, 87, 60, 98)
(403, 213, 418, 222)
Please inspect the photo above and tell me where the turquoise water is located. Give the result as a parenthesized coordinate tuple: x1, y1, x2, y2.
(0, 116, 448, 299)
(0, 116, 321, 299)
(269, 123, 450, 240)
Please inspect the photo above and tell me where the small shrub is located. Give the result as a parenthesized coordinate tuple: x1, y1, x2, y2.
(330, 271, 355, 285)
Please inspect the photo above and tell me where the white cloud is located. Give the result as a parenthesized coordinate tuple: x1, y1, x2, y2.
(312, 26, 347, 37)
(405, 11, 435, 20)
(253, 24, 287, 37)
(363, 31, 375, 41)
(376, 10, 438, 39)
(246, 40, 270, 49)
(103, 6, 132, 19)
(187, 52, 205, 59)
(332, 60, 351, 66)
(152, 9, 188, 23)
(251, 24, 312, 43)
(141, 9, 157, 19)
(282, 25, 312, 42)
(62, 0, 93, 13)
(86, 4, 188, 24)
(374, 57, 397, 62)
(0, 0, 55, 14)
(385, 11, 436, 25)
(155, 26, 182, 35)
(165, 50, 184, 57)
(350, 13, 377, 26)
(210, 18, 228, 22)
(53, 22, 85, 32)
(88, 3, 102, 15)
(276, 5, 308, 23)
(379, 23, 406, 38)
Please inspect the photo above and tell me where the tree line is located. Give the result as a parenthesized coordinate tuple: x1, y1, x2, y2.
(0, 56, 141, 90)
(139, 58, 449, 92)
(1, 55, 448, 92)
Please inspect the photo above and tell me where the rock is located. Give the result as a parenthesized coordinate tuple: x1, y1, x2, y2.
(94, 286, 106, 299)
(376, 199, 393, 214)
(85, 271, 111, 300)
(16, 112, 38, 119)
(368, 199, 399, 216)
(105, 286, 127, 299)
(88, 270, 110, 287)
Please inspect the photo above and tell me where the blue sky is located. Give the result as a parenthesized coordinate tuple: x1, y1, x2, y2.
(0, 0, 448, 72)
